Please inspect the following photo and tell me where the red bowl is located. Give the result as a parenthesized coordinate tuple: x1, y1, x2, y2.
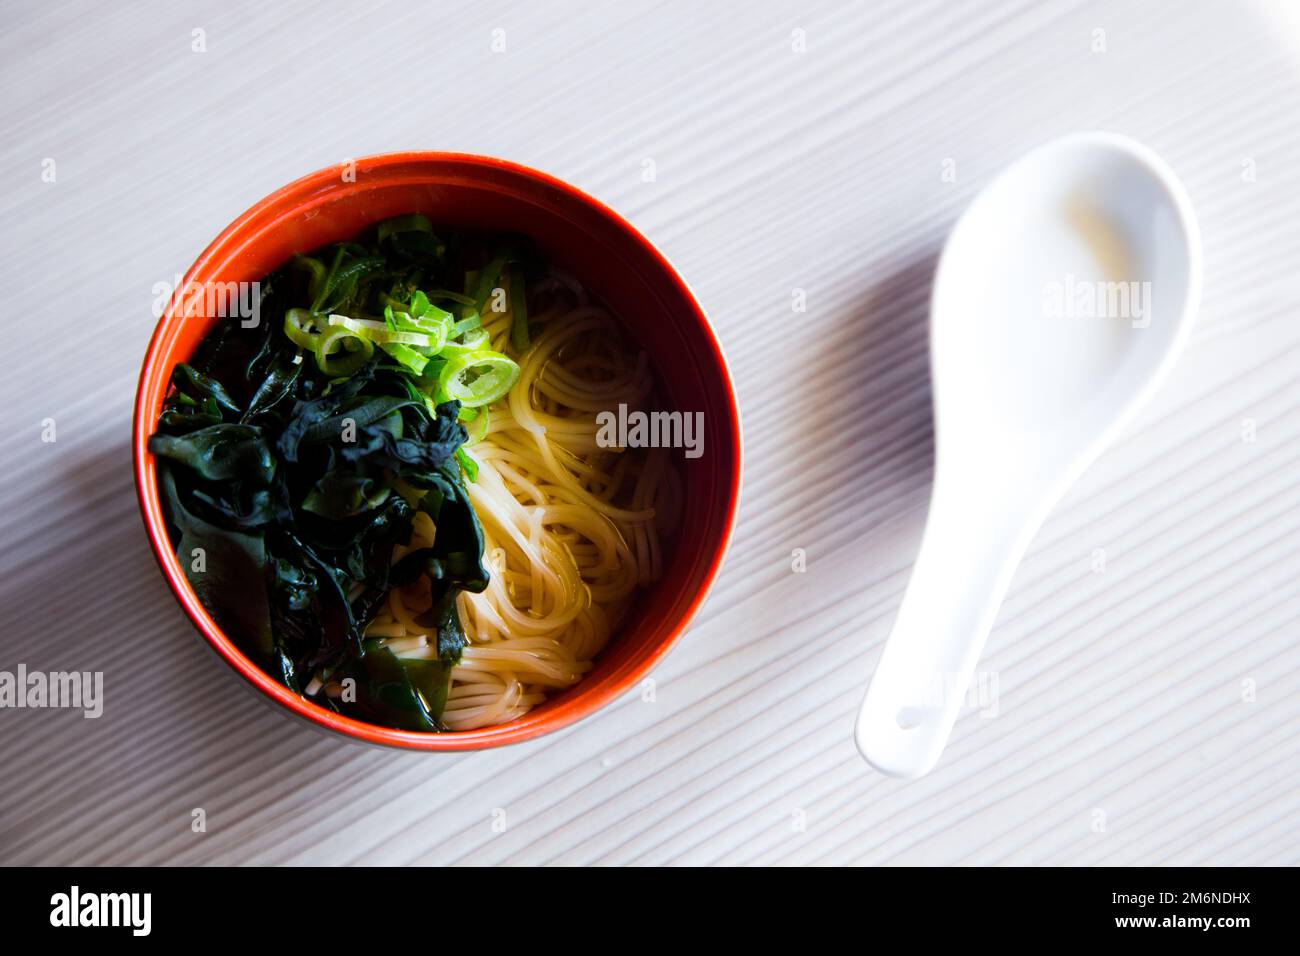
(133, 152, 742, 750)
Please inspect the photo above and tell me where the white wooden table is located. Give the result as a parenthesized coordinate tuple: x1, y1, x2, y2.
(1, 0, 1297, 866)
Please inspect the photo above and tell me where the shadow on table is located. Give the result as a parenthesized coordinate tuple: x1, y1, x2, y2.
(0, 437, 412, 864)
(819, 251, 939, 562)
(717, 250, 942, 707)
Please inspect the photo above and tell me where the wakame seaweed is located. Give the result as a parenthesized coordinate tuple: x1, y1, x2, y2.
(148, 217, 526, 730)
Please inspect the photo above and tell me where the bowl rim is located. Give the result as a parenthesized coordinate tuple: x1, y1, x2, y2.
(132, 150, 743, 751)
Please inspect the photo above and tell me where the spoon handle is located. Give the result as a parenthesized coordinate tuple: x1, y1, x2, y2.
(855, 467, 1051, 777)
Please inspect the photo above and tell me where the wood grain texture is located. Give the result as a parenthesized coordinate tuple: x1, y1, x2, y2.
(0, 0, 1297, 866)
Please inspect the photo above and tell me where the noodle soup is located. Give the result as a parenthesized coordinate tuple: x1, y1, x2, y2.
(149, 217, 679, 733)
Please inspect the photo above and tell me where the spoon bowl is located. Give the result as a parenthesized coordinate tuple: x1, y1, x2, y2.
(937, 133, 1199, 438)
(856, 133, 1201, 778)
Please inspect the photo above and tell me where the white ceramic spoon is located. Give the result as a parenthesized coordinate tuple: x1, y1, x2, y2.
(855, 132, 1202, 779)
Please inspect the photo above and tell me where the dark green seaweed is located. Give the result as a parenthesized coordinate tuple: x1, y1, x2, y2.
(149, 218, 499, 730)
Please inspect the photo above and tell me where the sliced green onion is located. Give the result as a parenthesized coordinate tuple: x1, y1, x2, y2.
(394, 307, 452, 350)
(437, 350, 519, 408)
(409, 290, 431, 318)
(284, 308, 324, 350)
(427, 289, 476, 306)
(449, 313, 482, 337)
(380, 342, 429, 376)
(437, 326, 490, 357)
(327, 314, 436, 347)
(460, 404, 489, 444)
(455, 447, 479, 482)
(315, 325, 373, 375)
(415, 355, 446, 395)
